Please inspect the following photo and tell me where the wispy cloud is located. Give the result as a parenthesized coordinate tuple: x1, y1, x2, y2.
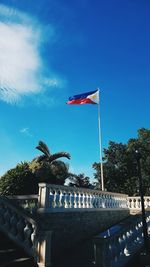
(20, 127, 33, 137)
(0, 4, 65, 105)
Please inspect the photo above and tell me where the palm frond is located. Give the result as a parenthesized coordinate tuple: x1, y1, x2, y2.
(48, 152, 71, 163)
(36, 140, 50, 157)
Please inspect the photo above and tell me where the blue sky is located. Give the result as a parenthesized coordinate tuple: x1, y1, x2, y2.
(0, 0, 150, 180)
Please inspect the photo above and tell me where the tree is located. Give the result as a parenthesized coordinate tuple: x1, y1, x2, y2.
(0, 162, 37, 195)
(68, 173, 92, 188)
(35, 140, 70, 163)
(29, 141, 71, 184)
(93, 128, 150, 195)
(0, 141, 71, 195)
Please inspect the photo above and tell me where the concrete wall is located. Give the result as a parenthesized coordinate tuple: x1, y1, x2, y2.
(37, 208, 130, 258)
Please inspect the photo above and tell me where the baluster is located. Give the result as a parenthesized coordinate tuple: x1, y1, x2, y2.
(145, 198, 148, 209)
(97, 194, 101, 208)
(55, 190, 60, 208)
(129, 198, 132, 209)
(128, 198, 132, 209)
(84, 192, 88, 208)
(70, 191, 74, 208)
(119, 197, 122, 208)
(124, 230, 131, 257)
(91, 194, 96, 208)
(89, 193, 93, 208)
(102, 195, 106, 208)
(117, 197, 120, 208)
(135, 198, 138, 209)
(114, 234, 122, 264)
(74, 192, 78, 208)
(49, 188, 54, 208)
(94, 194, 98, 208)
(24, 221, 33, 248)
(86, 193, 89, 208)
(134, 224, 142, 245)
(53, 190, 57, 208)
(10, 212, 18, 235)
(105, 195, 109, 208)
(60, 190, 65, 208)
(118, 233, 125, 257)
(68, 192, 71, 208)
(31, 223, 37, 251)
(107, 195, 111, 208)
(79, 192, 84, 209)
(98, 194, 102, 208)
(0, 203, 6, 225)
(82, 192, 85, 208)
(77, 192, 81, 208)
(64, 190, 69, 208)
(17, 216, 25, 241)
(4, 207, 11, 230)
(111, 196, 115, 208)
(134, 198, 137, 209)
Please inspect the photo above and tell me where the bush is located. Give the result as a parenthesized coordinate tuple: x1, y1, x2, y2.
(0, 162, 38, 195)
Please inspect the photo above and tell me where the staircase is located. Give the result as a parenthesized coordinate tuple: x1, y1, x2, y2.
(0, 232, 37, 267)
(0, 230, 38, 267)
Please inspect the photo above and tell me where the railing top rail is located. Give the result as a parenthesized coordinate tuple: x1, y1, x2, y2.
(127, 196, 150, 199)
(38, 183, 128, 197)
(0, 196, 38, 226)
(7, 195, 38, 200)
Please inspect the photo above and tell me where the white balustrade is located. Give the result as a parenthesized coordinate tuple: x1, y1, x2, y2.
(0, 196, 52, 267)
(7, 187, 150, 214)
(127, 196, 150, 211)
(38, 183, 128, 212)
(94, 214, 150, 267)
(7, 195, 38, 213)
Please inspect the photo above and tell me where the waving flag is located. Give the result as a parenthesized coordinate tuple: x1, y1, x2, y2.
(67, 89, 99, 105)
(66, 87, 104, 190)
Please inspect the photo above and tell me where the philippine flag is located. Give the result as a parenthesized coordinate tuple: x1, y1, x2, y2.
(67, 89, 99, 105)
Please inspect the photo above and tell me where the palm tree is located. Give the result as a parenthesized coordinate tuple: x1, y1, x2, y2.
(36, 140, 71, 163)
(29, 141, 71, 185)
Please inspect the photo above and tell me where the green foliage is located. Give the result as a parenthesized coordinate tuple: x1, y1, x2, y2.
(0, 141, 71, 195)
(0, 162, 38, 195)
(29, 159, 70, 185)
(93, 128, 150, 195)
(35, 140, 71, 163)
(68, 173, 92, 188)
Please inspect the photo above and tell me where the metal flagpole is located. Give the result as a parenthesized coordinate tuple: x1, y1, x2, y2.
(97, 88, 104, 191)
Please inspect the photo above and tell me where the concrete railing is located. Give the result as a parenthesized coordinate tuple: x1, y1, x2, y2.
(93, 213, 150, 267)
(0, 196, 52, 267)
(8, 195, 38, 213)
(127, 196, 150, 211)
(38, 183, 128, 212)
(7, 187, 150, 214)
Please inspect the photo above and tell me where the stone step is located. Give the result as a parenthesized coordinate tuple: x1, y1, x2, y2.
(1, 257, 36, 267)
(0, 231, 37, 267)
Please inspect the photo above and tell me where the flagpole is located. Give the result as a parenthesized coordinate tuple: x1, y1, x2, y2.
(97, 88, 104, 191)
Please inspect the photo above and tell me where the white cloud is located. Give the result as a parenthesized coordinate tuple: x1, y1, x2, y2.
(0, 4, 64, 104)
